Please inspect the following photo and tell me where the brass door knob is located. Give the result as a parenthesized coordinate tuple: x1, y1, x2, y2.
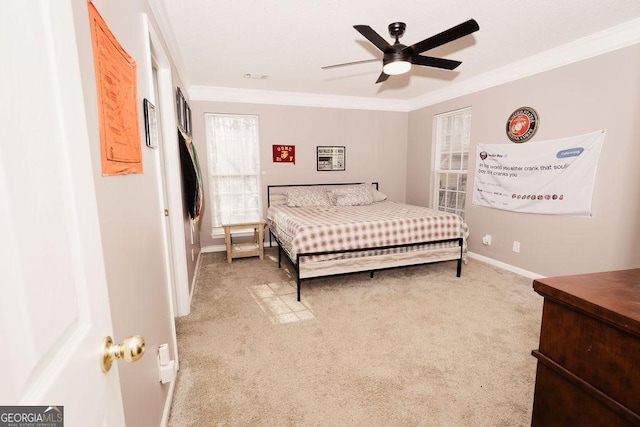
(100, 335, 145, 373)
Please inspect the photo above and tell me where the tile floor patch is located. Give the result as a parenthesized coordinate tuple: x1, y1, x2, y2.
(248, 281, 314, 324)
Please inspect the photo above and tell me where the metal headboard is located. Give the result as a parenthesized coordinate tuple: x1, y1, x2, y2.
(267, 182, 379, 207)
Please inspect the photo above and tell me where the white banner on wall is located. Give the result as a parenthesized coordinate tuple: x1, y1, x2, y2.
(472, 130, 605, 216)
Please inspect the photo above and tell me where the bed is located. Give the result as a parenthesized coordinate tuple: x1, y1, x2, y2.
(266, 183, 469, 300)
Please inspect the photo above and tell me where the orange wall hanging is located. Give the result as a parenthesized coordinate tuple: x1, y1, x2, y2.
(88, 1, 142, 176)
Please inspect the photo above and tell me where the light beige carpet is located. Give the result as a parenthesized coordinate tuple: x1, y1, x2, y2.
(168, 249, 543, 426)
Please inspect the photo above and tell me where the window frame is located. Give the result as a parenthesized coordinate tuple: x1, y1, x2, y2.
(204, 113, 262, 236)
(431, 107, 472, 219)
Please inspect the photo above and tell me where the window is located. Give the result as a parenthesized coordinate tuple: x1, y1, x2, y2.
(204, 114, 261, 234)
(432, 108, 471, 218)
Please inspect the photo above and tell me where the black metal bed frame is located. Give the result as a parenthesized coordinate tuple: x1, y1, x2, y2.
(266, 183, 464, 301)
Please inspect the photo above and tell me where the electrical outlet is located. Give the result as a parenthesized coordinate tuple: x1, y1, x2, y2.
(482, 234, 492, 245)
(513, 241, 521, 253)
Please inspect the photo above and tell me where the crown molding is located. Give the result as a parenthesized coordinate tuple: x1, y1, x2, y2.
(145, 0, 189, 88)
(188, 86, 410, 112)
(408, 17, 640, 111)
(184, 17, 639, 112)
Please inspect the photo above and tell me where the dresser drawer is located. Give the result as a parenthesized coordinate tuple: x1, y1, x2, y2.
(538, 299, 639, 414)
(531, 359, 637, 427)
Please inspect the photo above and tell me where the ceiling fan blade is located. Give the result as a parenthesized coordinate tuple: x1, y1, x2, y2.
(354, 25, 393, 52)
(376, 72, 390, 84)
(411, 55, 462, 70)
(321, 58, 380, 70)
(407, 19, 479, 55)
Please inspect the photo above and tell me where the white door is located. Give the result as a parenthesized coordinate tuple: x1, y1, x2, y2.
(0, 1, 126, 425)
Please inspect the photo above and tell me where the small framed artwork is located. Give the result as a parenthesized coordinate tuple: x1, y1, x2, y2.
(176, 87, 184, 129)
(272, 144, 295, 163)
(317, 146, 345, 171)
(184, 103, 192, 136)
(143, 98, 158, 148)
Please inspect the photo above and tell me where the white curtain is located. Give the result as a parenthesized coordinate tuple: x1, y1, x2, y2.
(205, 114, 262, 230)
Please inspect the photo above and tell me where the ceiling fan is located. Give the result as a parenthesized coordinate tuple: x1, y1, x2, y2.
(322, 19, 479, 83)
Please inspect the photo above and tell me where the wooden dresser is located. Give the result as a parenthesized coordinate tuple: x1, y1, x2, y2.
(531, 269, 640, 426)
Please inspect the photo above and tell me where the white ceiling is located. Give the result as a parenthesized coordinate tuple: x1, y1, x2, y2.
(154, 0, 640, 102)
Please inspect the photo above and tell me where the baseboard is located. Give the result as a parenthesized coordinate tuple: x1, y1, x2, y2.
(189, 250, 203, 306)
(202, 243, 277, 253)
(160, 378, 176, 427)
(201, 244, 226, 253)
(467, 252, 544, 280)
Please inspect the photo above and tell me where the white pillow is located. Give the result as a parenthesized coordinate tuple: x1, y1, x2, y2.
(269, 194, 288, 206)
(332, 193, 368, 206)
(372, 188, 387, 202)
(327, 183, 374, 206)
(284, 187, 332, 207)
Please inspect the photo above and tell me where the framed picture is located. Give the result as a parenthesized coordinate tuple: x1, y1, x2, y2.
(317, 146, 345, 171)
(272, 144, 295, 163)
(176, 86, 193, 136)
(184, 103, 192, 136)
(176, 87, 184, 129)
(143, 98, 158, 148)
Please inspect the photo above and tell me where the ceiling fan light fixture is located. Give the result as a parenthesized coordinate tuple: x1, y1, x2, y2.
(383, 60, 411, 75)
(325, 19, 479, 84)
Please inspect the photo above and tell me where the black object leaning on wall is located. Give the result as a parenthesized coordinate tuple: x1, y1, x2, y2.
(178, 129, 200, 219)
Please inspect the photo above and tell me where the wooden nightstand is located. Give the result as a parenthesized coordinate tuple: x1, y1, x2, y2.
(222, 220, 266, 264)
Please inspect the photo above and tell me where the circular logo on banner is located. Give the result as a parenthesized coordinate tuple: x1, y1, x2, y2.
(506, 107, 539, 143)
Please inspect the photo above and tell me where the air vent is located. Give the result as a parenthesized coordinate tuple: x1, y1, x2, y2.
(243, 73, 269, 80)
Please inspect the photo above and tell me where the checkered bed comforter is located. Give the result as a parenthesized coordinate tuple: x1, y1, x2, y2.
(267, 201, 469, 264)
